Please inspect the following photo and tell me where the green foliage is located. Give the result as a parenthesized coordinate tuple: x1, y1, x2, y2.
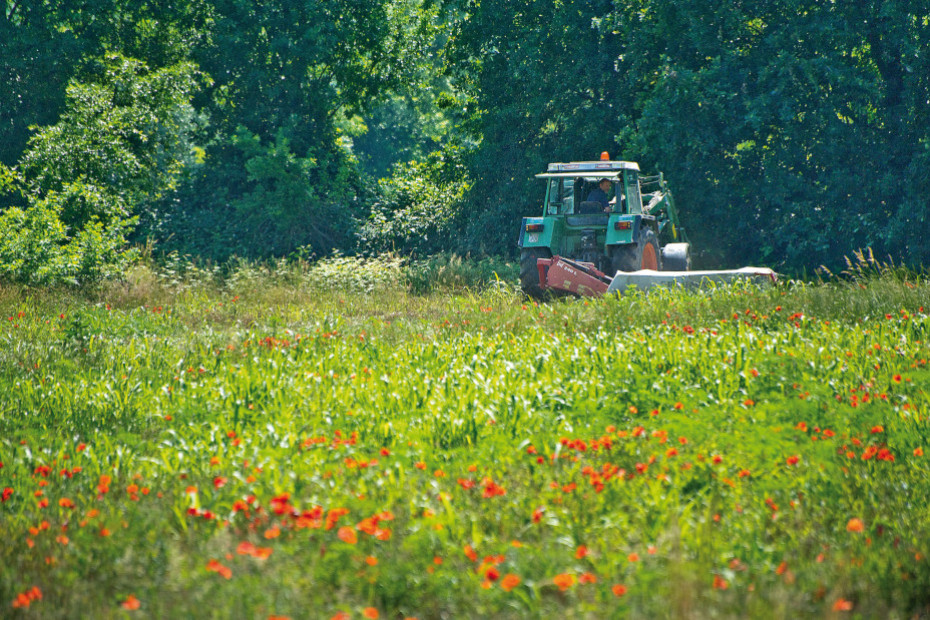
(0, 177, 139, 285)
(142, 129, 366, 261)
(359, 146, 471, 257)
(140, 0, 442, 261)
(18, 54, 205, 227)
(229, 129, 359, 257)
(349, 2, 457, 178)
(606, 0, 930, 270)
(0, 54, 201, 284)
(0, 1, 212, 167)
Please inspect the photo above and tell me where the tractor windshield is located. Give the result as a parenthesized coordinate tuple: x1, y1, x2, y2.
(545, 176, 624, 215)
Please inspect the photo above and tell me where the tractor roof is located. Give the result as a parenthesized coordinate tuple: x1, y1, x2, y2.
(535, 160, 640, 179)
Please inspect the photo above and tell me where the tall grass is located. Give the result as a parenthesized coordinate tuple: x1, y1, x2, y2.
(0, 257, 928, 618)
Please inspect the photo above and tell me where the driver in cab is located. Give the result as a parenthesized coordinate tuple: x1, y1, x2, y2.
(586, 178, 612, 212)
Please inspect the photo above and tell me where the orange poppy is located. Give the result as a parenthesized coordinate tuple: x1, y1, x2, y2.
(121, 595, 141, 610)
(338, 527, 358, 545)
(553, 573, 576, 591)
(501, 574, 521, 591)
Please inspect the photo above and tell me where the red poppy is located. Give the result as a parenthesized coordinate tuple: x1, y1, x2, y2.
(12, 593, 31, 609)
(337, 527, 357, 545)
(270, 493, 292, 515)
(612, 584, 627, 597)
(482, 479, 506, 497)
(363, 608, 379, 619)
(846, 518, 865, 533)
(121, 595, 141, 610)
(206, 560, 232, 579)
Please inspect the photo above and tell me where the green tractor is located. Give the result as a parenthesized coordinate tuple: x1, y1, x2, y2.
(518, 155, 690, 298)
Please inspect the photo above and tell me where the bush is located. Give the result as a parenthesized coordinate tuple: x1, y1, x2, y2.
(0, 54, 202, 285)
(0, 175, 137, 285)
(358, 146, 470, 256)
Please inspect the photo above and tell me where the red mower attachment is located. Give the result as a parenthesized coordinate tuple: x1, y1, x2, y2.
(535, 256, 778, 298)
(536, 256, 612, 297)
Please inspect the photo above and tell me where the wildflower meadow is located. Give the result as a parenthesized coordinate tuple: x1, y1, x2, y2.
(1, 259, 928, 618)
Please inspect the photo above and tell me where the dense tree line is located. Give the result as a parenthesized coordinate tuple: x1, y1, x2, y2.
(1, 0, 927, 281)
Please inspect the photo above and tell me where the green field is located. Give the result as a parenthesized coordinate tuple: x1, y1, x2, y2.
(1, 259, 929, 618)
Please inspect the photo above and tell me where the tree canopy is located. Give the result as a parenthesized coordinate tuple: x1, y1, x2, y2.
(1, 0, 927, 280)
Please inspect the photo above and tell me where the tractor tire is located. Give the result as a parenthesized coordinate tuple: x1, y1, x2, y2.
(610, 228, 662, 274)
(520, 248, 552, 299)
(661, 242, 691, 271)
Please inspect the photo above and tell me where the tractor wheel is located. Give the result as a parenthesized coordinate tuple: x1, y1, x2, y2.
(661, 242, 691, 271)
(520, 248, 552, 299)
(610, 229, 662, 273)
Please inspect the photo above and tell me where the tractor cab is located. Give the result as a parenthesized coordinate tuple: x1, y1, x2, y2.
(538, 160, 643, 218)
